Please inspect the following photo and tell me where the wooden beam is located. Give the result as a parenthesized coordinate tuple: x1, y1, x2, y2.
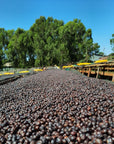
(99, 71, 114, 76)
(79, 70, 114, 77)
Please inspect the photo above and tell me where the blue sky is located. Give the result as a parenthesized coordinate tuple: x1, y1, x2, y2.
(0, 0, 114, 55)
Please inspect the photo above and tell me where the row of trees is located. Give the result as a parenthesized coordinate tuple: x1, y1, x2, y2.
(0, 16, 100, 68)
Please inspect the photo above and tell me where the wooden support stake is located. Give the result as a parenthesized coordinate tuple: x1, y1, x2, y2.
(81, 68, 84, 74)
(88, 68, 91, 77)
(112, 74, 114, 82)
(95, 67, 97, 75)
(103, 67, 105, 75)
(96, 67, 100, 78)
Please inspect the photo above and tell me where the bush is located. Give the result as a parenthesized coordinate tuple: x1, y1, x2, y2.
(108, 53, 114, 60)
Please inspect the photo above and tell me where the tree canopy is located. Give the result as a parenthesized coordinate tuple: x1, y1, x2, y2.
(110, 34, 114, 52)
(0, 16, 100, 68)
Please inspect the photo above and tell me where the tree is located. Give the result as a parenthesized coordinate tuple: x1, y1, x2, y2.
(58, 19, 100, 63)
(92, 43, 100, 55)
(30, 16, 69, 66)
(26, 31, 35, 67)
(82, 29, 100, 62)
(0, 28, 8, 69)
(4, 29, 15, 62)
(6, 28, 27, 67)
(58, 19, 86, 62)
(97, 51, 104, 56)
(110, 34, 114, 52)
(30, 16, 46, 66)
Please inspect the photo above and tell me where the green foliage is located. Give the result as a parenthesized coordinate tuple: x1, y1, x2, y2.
(110, 34, 114, 52)
(97, 51, 104, 56)
(1, 16, 100, 68)
(30, 16, 69, 66)
(108, 53, 114, 60)
(0, 28, 8, 69)
(6, 29, 35, 68)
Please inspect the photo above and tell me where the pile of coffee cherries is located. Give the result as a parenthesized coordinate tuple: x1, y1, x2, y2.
(0, 70, 114, 144)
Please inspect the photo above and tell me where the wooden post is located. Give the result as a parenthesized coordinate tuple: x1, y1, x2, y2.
(88, 67, 91, 77)
(112, 74, 114, 82)
(103, 66, 105, 75)
(82, 67, 85, 75)
(95, 66, 97, 75)
(96, 67, 100, 78)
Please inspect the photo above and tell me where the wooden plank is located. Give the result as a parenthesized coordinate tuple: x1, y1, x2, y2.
(83, 63, 114, 68)
(99, 71, 113, 76)
(105, 67, 114, 70)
